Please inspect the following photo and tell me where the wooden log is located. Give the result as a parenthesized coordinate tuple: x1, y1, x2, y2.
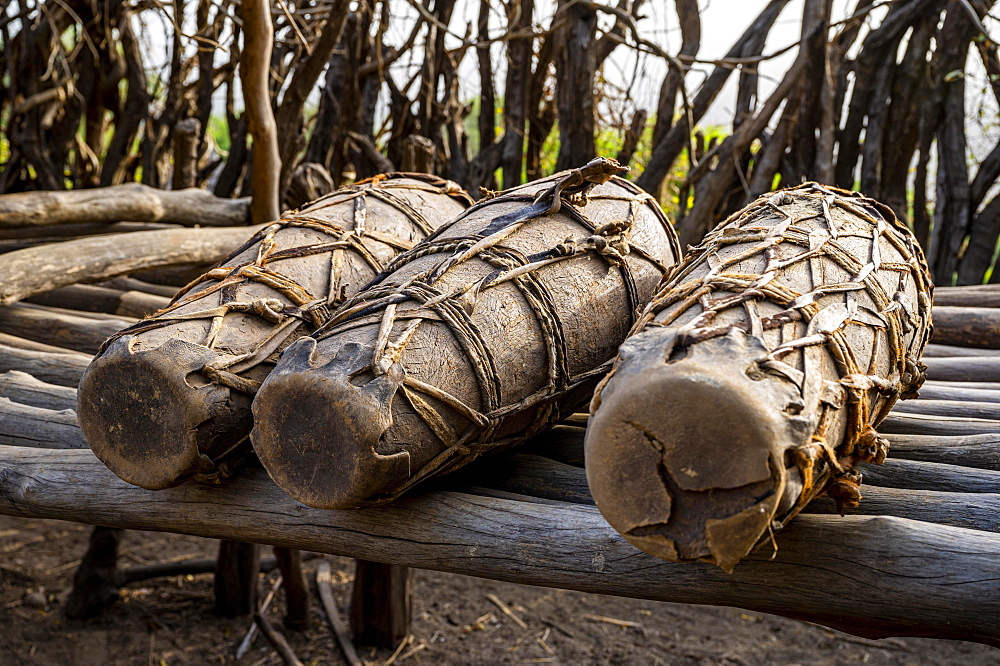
(350, 561, 412, 648)
(27, 284, 169, 318)
(5, 301, 131, 322)
(65, 527, 123, 619)
(0, 238, 93, 252)
(0, 446, 996, 645)
(0, 344, 90, 387)
(922, 343, 1000, 358)
(0, 225, 266, 307)
(926, 380, 1000, 391)
(0, 303, 132, 354)
(860, 458, 1000, 493)
(522, 424, 587, 467)
(473, 450, 1000, 532)
(120, 553, 285, 587)
(879, 413, 1000, 437)
(0, 332, 79, 354)
(0, 397, 84, 449)
(171, 118, 200, 190)
(131, 264, 214, 288)
(0, 183, 250, 228)
(806, 487, 1000, 533)
(0, 220, 180, 240)
(917, 383, 1000, 403)
(459, 452, 592, 505)
(240, 0, 281, 224)
(924, 356, 1000, 382)
(934, 284, 1000, 308)
(931, 306, 1000, 348)
(893, 399, 1000, 420)
(0, 371, 77, 411)
(99, 277, 178, 298)
(887, 433, 1000, 471)
(527, 422, 1000, 473)
(274, 547, 310, 630)
(215, 540, 260, 617)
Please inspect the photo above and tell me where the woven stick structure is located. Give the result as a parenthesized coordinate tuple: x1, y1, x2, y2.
(251, 159, 682, 508)
(586, 183, 933, 571)
(78, 174, 471, 490)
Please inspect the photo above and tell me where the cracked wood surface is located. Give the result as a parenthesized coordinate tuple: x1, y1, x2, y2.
(0, 183, 250, 228)
(0, 225, 267, 307)
(0, 258, 999, 644)
(0, 443, 997, 645)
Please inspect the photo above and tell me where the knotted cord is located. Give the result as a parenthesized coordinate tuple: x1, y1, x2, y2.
(627, 182, 933, 516)
(314, 172, 681, 502)
(97, 174, 473, 399)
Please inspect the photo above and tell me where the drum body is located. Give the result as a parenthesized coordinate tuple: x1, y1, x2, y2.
(585, 183, 932, 571)
(252, 162, 682, 509)
(79, 174, 471, 489)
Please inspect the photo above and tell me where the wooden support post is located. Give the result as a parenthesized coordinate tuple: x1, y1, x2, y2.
(171, 118, 201, 190)
(349, 560, 412, 648)
(274, 547, 310, 630)
(66, 526, 124, 619)
(214, 540, 260, 617)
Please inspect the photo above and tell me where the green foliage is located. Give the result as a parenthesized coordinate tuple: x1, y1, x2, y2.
(463, 95, 731, 221)
(208, 115, 231, 154)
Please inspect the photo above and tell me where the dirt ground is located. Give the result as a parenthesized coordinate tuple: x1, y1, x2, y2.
(0, 515, 996, 666)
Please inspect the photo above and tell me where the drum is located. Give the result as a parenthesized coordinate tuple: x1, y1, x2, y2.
(79, 174, 472, 489)
(251, 158, 682, 509)
(585, 183, 932, 571)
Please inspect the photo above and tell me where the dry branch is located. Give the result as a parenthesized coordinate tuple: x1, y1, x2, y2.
(890, 434, 1000, 470)
(888, 433, 1000, 471)
(923, 343, 999, 358)
(0, 333, 79, 355)
(0, 184, 250, 228)
(0, 398, 84, 449)
(241, 0, 282, 223)
(924, 356, 1000, 382)
(931, 307, 1000, 348)
(469, 449, 1000, 533)
(0, 221, 179, 241)
(925, 380, 1000, 391)
(879, 413, 1000, 437)
(0, 371, 77, 411)
(859, 458, 1000, 494)
(0, 225, 265, 307)
(27, 284, 170, 319)
(100, 277, 178, 298)
(254, 611, 304, 666)
(935, 285, 1000, 308)
(316, 562, 363, 666)
(0, 304, 132, 354)
(0, 344, 91, 387)
(0, 446, 996, 645)
(807, 487, 1000, 533)
(893, 399, 1000, 421)
(918, 383, 1000, 403)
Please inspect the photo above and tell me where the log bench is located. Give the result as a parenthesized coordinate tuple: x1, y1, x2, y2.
(0, 256, 998, 649)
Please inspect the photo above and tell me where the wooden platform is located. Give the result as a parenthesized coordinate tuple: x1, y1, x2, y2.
(1, 283, 999, 647)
